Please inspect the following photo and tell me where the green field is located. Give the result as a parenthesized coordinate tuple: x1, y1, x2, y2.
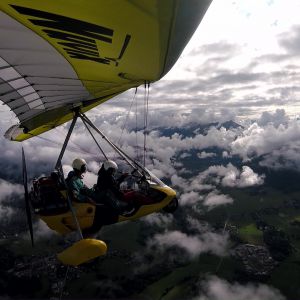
(238, 223, 263, 244)
(2, 185, 300, 299)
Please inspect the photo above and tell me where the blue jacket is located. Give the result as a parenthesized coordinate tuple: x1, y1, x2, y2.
(66, 170, 93, 202)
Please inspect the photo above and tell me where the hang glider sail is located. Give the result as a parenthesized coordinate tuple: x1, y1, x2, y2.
(0, 0, 212, 141)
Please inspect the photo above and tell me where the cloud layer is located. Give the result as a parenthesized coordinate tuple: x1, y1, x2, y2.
(194, 276, 286, 300)
(148, 230, 228, 258)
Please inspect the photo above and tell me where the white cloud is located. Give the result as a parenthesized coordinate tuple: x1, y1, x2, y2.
(238, 166, 265, 187)
(88, 160, 101, 174)
(186, 217, 211, 233)
(180, 152, 192, 159)
(183, 127, 236, 151)
(82, 171, 98, 188)
(231, 120, 300, 165)
(180, 191, 202, 206)
(23, 219, 57, 240)
(198, 151, 216, 159)
(35, 220, 55, 236)
(149, 230, 228, 258)
(0, 179, 23, 202)
(142, 213, 174, 228)
(62, 164, 97, 189)
(189, 179, 215, 192)
(222, 151, 231, 158)
(194, 276, 286, 300)
(0, 179, 23, 219)
(257, 109, 289, 127)
(62, 164, 73, 175)
(203, 191, 233, 209)
(259, 144, 300, 169)
(171, 174, 189, 190)
(178, 183, 233, 211)
(0, 205, 13, 219)
(221, 165, 265, 188)
(194, 164, 265, 189)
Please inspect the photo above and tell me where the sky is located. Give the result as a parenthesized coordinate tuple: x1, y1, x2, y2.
(160, 0, 300, 119)
(1, 1, 300, 299)
(155, 0, 300, 118)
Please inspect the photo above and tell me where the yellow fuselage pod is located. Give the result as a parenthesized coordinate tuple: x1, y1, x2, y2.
(57, 238, 107, 266)
(39, 202, 96, 235)
(118, 184, 176, 222)
(39, 184, 176, 235)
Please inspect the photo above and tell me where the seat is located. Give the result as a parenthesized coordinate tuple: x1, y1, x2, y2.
(31, 175, 69, 215)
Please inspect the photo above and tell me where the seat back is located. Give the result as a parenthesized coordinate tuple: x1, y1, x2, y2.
(31, 175, 69, 215)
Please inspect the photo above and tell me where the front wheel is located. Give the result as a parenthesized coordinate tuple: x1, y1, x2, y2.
(163, 197, 178, 213)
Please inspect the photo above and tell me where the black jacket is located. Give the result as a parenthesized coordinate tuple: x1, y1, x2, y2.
(97, 166, 124, 198)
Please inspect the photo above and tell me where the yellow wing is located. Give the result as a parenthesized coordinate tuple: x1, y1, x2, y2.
(0, 0, 212, 141)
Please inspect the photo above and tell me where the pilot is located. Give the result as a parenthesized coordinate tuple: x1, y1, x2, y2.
(96, 160, 133, 214)
(66, 158, 95, 203)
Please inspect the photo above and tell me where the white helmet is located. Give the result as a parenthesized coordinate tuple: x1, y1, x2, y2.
(72, 158, 87, 172)
(103, 160, 118, 172)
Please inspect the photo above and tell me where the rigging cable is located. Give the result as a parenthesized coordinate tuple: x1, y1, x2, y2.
(143, 82, 150, 167)
(59, 265, 70, 300)
(117, 87, 137, 146)
(81, 116, 108, 160)
(29, 131, 99, 160)
(135, 89, 140, 162)
(53, 126, 100, 158)
(215, 215, 230, 274)
(80, 112, 140, 172)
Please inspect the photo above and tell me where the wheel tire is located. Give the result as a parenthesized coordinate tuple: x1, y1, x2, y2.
(163, 197, 179, 213)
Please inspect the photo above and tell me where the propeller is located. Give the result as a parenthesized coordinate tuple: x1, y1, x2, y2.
(22, 147, 34, 247)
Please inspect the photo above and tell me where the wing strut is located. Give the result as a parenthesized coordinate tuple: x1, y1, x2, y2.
(81, 117, 108, 161)
(79, 112, 143, 175)
(55, 112, 78, 170)
(54, 111, 83, 240)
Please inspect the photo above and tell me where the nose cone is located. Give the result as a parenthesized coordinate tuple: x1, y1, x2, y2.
(167, 186, 177, 199)
(159, 185, 176, 200)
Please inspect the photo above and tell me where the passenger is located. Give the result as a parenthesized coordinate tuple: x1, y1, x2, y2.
(66, 158, 95, 203)
(96, 160, 133, 214)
